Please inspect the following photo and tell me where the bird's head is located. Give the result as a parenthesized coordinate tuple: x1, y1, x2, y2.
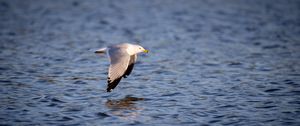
(136, 45, 149, 53)
(127, 44, 149, 55)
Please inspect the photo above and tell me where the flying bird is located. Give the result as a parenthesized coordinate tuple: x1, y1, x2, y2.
(95, 43, 149, 92)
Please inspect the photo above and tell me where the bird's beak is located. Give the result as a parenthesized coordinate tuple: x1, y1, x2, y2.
(143, 49, 149, 53)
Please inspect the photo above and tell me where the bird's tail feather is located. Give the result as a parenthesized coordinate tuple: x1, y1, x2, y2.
(95, 47, 107, 54)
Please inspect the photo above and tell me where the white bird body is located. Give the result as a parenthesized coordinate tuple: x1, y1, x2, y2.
(95, 43, 149, 92)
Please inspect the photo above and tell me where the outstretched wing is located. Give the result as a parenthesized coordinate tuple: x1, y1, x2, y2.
(107, 47, 130, 92)
(123, 54, 137, 78)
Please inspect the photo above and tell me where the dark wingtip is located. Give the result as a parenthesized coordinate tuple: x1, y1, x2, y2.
(106, 77, 122, 93)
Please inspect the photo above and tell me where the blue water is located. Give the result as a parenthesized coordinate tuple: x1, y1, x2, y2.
(1, 0, 300, 125)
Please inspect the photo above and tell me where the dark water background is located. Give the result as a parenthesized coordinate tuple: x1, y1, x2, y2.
(1, 0, 300, 125)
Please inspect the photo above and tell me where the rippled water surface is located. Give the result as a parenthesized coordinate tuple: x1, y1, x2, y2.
(1, 0, 300, 125)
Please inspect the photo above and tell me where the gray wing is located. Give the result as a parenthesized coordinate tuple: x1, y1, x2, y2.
(123, 54, 137, 78)
(107, 47, 130, 92)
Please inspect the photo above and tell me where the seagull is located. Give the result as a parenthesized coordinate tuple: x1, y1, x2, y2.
(95, 43, 149, 92)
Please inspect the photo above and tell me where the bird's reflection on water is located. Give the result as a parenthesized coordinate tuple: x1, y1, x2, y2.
(105, 95, 144, 110)
(105, 95, 145, 121)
